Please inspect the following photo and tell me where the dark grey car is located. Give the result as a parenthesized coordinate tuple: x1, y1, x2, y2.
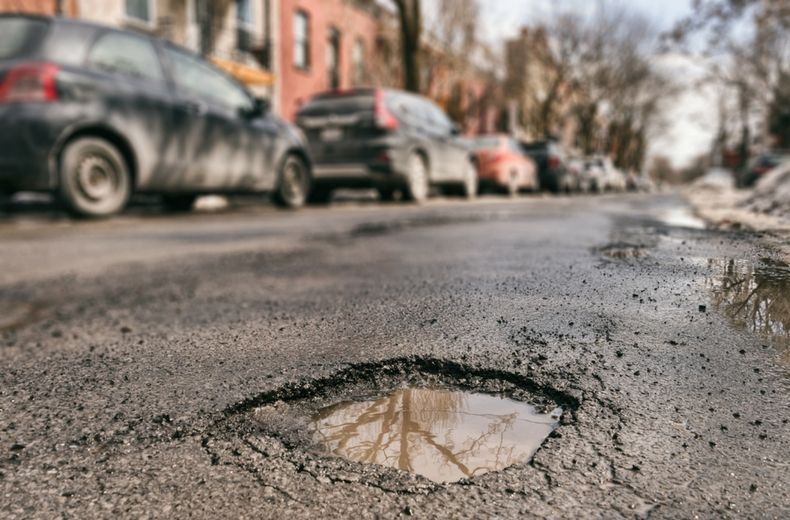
(0, 14, 311, 217)
(296, 88, 478, 203)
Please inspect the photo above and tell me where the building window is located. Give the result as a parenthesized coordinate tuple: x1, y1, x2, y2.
(352, 38, 365, 86)
(236, 0, 254, 53)
(327, 27, 341, 89)
(125, 0, 154, 26)
(293, 10, 310, 70)
(236, 0, 253, 26)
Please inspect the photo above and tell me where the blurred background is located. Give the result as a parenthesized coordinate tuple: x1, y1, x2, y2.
(0, 0, 788, 217)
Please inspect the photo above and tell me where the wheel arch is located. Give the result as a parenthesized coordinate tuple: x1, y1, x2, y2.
(53, 124, 138, 188)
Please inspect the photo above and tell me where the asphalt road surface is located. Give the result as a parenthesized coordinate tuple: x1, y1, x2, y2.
(1, 193, 788, 519)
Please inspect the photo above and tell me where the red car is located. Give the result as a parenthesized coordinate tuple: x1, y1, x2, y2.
(474, 135, 538, 195)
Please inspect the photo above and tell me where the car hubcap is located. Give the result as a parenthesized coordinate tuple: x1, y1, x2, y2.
(76, 155, 118, 201)
(282, 161, 306, 204)
(410, 156, 428, 201)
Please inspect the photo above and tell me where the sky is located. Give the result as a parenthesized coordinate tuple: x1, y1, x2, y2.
(424, 0, 717, 168)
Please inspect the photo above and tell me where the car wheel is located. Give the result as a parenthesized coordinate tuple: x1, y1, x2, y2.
(162, 195, 197, 212)
(403, 153, 429, 203)
(58, 137, 131, 218)
(507, 171, 519, 197)
(274, 154, 310, 209)
(463, 160, 479, 199)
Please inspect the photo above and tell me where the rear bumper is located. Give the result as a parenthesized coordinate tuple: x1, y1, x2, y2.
(312, 163, 405, 188)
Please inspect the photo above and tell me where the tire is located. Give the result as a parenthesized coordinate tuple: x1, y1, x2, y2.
(273, 154, 310, 209)
(58, 137, 131, 218)
(506, 171, 519, 197)
(162, 195, 197, 212)
(462, 159, 479, 199)
(403, 153, 429, 203)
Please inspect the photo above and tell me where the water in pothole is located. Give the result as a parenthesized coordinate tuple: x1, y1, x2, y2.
(310, 388, 561, 483)
(706, 257, 790, 372)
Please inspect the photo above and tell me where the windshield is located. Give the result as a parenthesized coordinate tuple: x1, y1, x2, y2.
(0, 18, 49, 60)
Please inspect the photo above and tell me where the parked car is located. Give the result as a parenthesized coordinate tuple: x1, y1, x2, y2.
(520, 140, 575, 193)
(738, 151, 790, 188)
(581, 158, 607, 193)
(584, 156, 626, 192)
(296, 88, 478, 204)
(473, 134, 538, 195)
(0, 14, 311, 217)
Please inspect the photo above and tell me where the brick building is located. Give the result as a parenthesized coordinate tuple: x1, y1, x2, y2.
(276, 0, 385, 121)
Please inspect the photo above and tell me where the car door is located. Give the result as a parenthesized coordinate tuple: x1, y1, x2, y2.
(83, 29, 178, 188)
(161, 45, 279, 192)
(428, 102, 468, 182)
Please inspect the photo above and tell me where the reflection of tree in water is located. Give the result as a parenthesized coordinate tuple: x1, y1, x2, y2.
(311, 389, 552, 482)
(706, 258, 790, 340)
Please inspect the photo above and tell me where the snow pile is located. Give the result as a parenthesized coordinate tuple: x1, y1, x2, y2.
(741, 162, 790, 219)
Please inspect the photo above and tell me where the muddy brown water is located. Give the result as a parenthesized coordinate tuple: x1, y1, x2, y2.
(706, 258, 790, 342)
(310, 388, 561, 483)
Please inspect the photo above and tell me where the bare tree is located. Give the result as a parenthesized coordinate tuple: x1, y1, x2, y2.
(673, 0, 790, 149)
(515, 3, 674, 169)
(392, 0, 422, 93)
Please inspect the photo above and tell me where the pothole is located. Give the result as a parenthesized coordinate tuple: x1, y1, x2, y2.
(211, 358, 577, 489)
(706, 257, 790, 353)
(595, 242, 647, 260)
(309, 387, 561, 483)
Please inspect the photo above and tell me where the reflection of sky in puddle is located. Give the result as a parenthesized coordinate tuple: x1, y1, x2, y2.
(706, 258, 790, 357)
(311, 388, 561, 483)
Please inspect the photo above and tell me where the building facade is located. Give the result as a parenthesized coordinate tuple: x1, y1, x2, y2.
(2, 0, 501, 133)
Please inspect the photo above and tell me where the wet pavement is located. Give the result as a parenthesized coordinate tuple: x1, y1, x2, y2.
(0, 193, 788, 518)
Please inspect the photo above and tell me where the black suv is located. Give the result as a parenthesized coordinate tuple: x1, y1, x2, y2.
(0, 14, 311, 217)
(520, 140, 574, 193)
(296, 88, 477, 203)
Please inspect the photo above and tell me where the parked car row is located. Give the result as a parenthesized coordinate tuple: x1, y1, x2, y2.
(0, 14, 642, 218)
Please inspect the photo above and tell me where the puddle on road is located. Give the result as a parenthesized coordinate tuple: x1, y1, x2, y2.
(706, 258, 790, 363)
(310, 388, 561, 483)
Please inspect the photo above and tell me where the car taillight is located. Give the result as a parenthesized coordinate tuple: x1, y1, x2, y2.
(548, 155, 561, 170)
(0, 63, 60, 104)
(374, 89, 399, 131)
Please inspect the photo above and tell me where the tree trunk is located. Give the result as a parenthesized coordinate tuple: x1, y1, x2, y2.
(394, 0, 422, 93)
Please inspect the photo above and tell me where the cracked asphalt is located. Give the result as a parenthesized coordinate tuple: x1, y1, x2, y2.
(1, 193, 788, 519)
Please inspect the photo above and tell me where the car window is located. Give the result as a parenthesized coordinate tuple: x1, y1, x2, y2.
(88, 31, 164, 82)
(0, 18, 49, 60)
(164, 47, 253, 112)
(427, 102, 453, 134)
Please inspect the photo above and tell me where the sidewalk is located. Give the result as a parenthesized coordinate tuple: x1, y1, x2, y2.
(684, 167, 790, 261)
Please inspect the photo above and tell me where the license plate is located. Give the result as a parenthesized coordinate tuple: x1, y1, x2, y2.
(320, 128, 343, 142)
